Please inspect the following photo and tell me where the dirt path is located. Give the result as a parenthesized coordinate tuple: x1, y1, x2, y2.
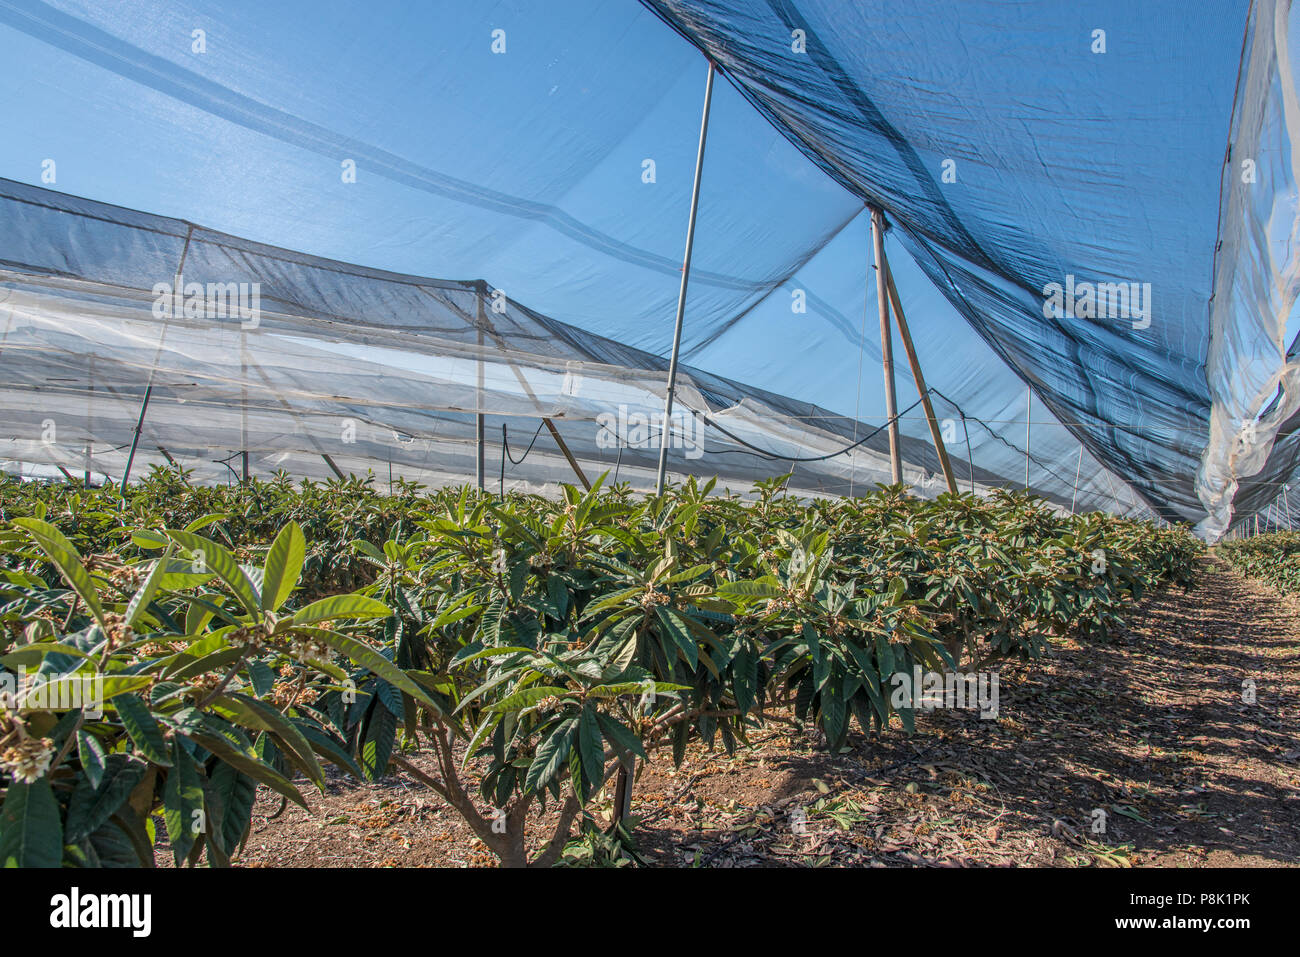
(227, 557, 1300, 867)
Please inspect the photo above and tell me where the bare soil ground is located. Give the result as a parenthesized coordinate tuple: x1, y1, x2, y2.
(211, 557, 1300, 867)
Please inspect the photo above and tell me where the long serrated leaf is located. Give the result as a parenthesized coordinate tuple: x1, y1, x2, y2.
(360, 701, 397, 781)
(124, 545, 173, 628)
(0, 778, 63, 868)
(65, 753, 145, 843)
(212, 693, 323, 786)
(261, 522, 306, 612)
(185, 727, 307, 809)
(164, 529, 260, 617)
(577, 705, 604, 786)
(485, 684, 568, 714)
(162, 738, 205, 865)
(593, 711, 648, 762)
(77, 729, 107, 789)
(525, 718, 576, 794)
(291, 594, 391, 626)
(113, 693, 173, 766)
(12, 518, 107, 631)
(314, 629, 441, 716)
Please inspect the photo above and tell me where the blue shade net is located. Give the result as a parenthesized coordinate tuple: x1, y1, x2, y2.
(2, 0, 1295, 535)
(643, 0, 1300, 537)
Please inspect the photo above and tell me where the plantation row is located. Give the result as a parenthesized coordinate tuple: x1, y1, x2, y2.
(1219, 532, 1300, 594)
(0, 468, 1201, 867)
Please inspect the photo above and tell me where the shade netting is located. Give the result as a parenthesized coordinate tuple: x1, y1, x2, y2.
(1, 0, 1296, 535)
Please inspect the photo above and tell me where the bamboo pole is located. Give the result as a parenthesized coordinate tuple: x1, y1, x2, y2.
(543, 418, 591, 491)
(870, 208, 902, 484)
(882, 258, 957, 493)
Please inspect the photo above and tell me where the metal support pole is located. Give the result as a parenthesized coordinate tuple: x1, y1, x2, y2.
(120, 384, 153, 495)
(500, 423, 507, 499)
(655, 60, 715, 495)
(1071, 443, 1084, 515)
(870, 207, 902, 485)
(476, 282, 487, 492)
(882, 259, 956, 493)
(240, 322, 249, 484)
(617, 59, 713, 832)
(1024, 386, 1032, 490)
(122, 225, 191, 497)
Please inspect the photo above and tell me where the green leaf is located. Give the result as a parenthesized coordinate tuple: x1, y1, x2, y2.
(312, 629, 441, 715)
(113, 693, 173, 766)
(208, 762, 257, 855)
(66, 753, 146, 843)
(0, 778, 63, 868)
(291, 594, 391, 626)
(485, 685, 568, 714)
(183, 513, 229, 533)
(577, 705, 605, 785)
(0, 643, 93, 669)
(593, 711, 648, 762)
(360, 702, 397, 781)
(77, 730, 107, 789)
(12, 518, 107, 632)
(124, 546, 173, 628)
(185, 727, 306, 810)
(164, 529, 261, 617)
(656, 607, 698, 669)
(162, 739, 205, 866)
(716, 578, 782, 601)
(525, 718, 576, 794)
(24, 675, 152, 712)
(261, 522, 306, 612)
(292, 720, 365, 780)
(211, 693, 323, 786)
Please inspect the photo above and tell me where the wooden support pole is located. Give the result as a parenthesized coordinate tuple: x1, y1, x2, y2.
(56, 465, 76, 483)
(543, 418, 591, 491)
(321, 453, 346, 481)
(882, 259, 957, 494)
(870, 207, 902, 485)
